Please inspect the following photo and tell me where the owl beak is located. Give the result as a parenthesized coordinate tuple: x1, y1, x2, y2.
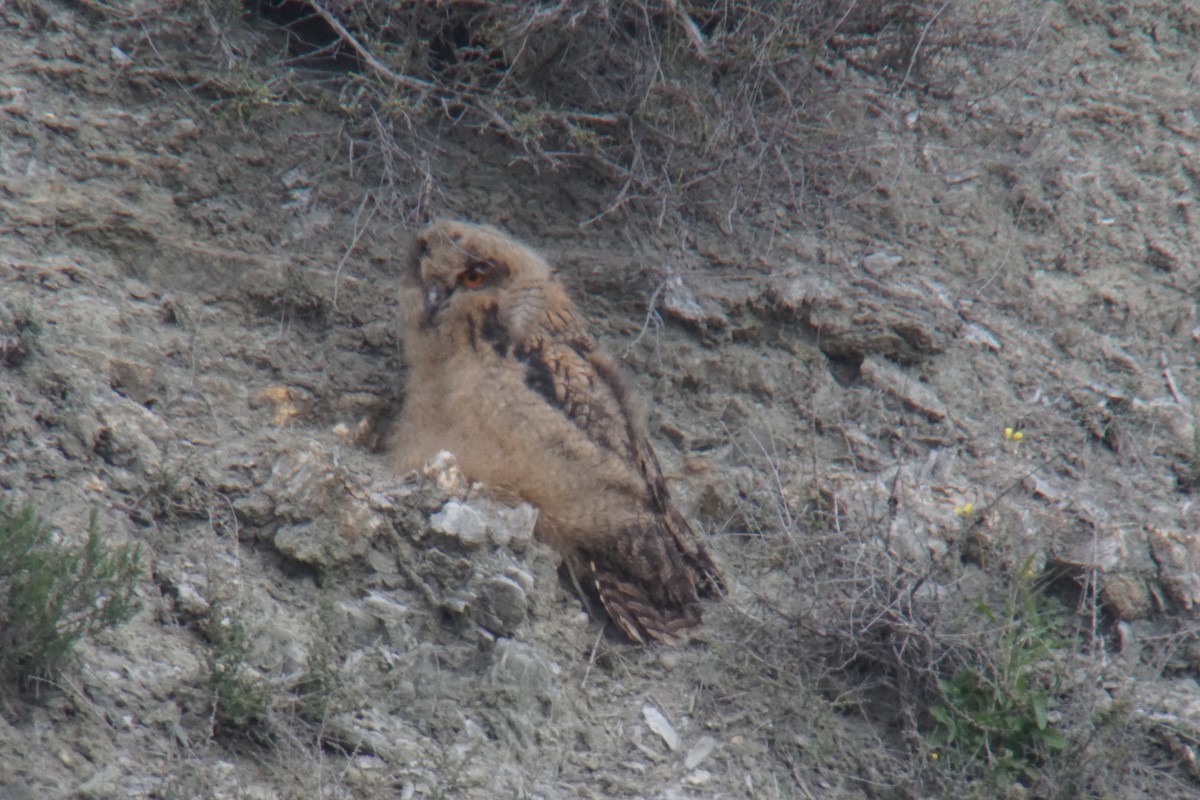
(423, 285, 449, 324)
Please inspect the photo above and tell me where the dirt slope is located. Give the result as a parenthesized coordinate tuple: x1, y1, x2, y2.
(1, 2, 1198, 798)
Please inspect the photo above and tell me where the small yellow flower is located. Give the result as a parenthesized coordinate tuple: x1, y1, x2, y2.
(1004, 426, 1025, 442)
(954, 502, 974, 516)
(930, 751, 939, 761)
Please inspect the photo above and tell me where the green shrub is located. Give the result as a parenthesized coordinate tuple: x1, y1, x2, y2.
(0, 301, 40, 366)
(294, 600, 361, 723)
(204, 605, 272, 732)
(0, 501, 141, 686)
(929, 569, 1071, 781)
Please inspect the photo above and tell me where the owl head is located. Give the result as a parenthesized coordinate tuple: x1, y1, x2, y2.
(405, 220, 562, 351)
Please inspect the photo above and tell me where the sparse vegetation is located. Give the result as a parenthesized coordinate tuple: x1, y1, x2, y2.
(0, 501, 140, 687)
(204, 603, 272, 732)
(244, 0, 988, 225)
(293, 600, 362, 723)
(1178, 425, 1200, 493)
(716, 425, 1189, 798)
(928, 571, 1070, 783)
(0, 301, 40, 367)
(203, 598, 363, 739)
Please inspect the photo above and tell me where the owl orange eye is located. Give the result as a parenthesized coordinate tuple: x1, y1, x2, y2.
(459, 263, 488, 289)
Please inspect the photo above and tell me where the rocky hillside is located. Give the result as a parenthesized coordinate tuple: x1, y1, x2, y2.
(1, 2, 1198, 798)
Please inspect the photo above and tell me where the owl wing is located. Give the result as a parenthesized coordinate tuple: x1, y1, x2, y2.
(583, 350, 725, 598)
(513, 308, 723, 643)
(514, 317, 638, 462)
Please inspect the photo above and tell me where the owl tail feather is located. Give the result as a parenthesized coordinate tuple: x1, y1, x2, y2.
(665, 507, 726, 599)
(566, 520, 705, 642)
(583, 562, 700, 644)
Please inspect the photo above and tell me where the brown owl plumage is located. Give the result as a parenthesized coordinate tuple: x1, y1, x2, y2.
(388, 220, 722, 644)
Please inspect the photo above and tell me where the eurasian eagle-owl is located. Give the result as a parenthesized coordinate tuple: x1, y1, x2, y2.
(389, 220, 722, 644)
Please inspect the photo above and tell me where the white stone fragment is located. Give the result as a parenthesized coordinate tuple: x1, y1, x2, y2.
(429, 501, 488, 546)
(642, 704, 680, 751)
(685, 735, 717, 769)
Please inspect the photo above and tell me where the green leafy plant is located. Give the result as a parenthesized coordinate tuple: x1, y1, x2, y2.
(0, 501, 141, 686)
(204, 604, 271, 732)
(929, 568, 1070, 780)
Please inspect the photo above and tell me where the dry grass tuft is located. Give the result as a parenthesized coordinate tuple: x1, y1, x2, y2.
(246, 0, 990, 228)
